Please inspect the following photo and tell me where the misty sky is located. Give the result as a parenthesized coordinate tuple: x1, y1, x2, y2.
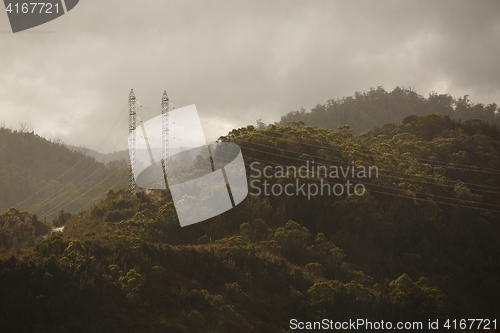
(1, 0, 499, 153)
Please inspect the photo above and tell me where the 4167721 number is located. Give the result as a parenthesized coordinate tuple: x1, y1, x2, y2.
(5, 3, 60, 14)
(444, 319, 497, 330)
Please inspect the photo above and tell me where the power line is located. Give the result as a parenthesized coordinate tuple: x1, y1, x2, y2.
(198, 121, 500, 196)
(43, 167, 124, 218)
(239, 144, 500, 208)
(29, 121, 128, 215)
(76, 174, 129, 214)
(28, 160, 101, 209)
(202, 121, 500, 182)
(31, 163, 105, 215)
(241, 156, 500, 214)
(252, 129, 500, 175)
(234, 137, 500, 195)
(14, 154, 90, 207)
(202, 119, 500, 175)
(14, 104, 129, 208)
(210, 142, 500, 212)
(236, 131, 500, 190)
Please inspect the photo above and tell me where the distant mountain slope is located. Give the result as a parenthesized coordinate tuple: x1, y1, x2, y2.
(274, 86, 500, 133)
(66, 145, 129, 164)
(0, 127, 128, 218)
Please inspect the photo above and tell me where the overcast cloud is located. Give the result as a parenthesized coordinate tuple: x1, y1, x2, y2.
(1, 0, 499, 153)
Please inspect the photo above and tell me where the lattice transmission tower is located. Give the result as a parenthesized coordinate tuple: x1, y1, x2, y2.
(128, 89, 170, 193)
(161, 90, 169, 188)
(128, 89, 136, 193)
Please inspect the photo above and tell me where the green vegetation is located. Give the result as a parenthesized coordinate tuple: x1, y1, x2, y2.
(0, 190, 449, 332)
(223, 113, 500, 321)
(0, 94, 499, 331)
(274, 86, 500, 133)
(0, 208, 51, 251)
(0, 126, 128, 218)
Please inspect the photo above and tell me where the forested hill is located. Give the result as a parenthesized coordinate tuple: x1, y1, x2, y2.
(274, 86, 500, 133)
(0, 114, 499, 332)
(222, 114, 500, 320)
(0, 127, 128, 218)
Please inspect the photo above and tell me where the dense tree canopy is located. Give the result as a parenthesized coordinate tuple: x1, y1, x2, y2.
(0, 95, 499, 332)
(0, 126, 128, 219)
(274, 86, 500, 133)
